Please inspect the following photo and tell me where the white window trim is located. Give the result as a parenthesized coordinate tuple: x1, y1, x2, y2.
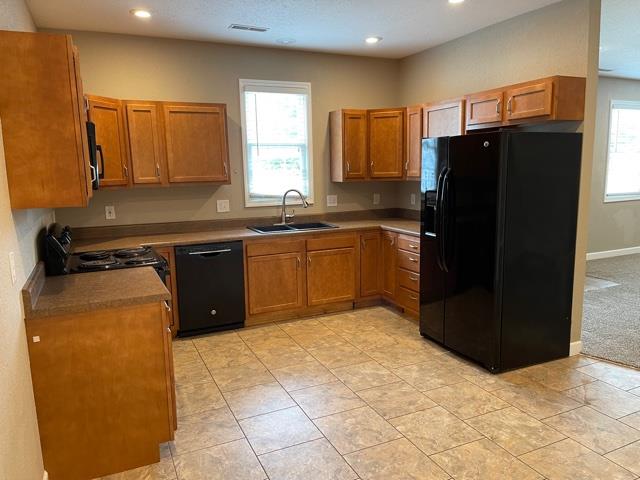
(604, 99, 640, 203)
(239, 78, 314, 208)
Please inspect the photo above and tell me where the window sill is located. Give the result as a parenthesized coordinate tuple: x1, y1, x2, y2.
(604, 195, 640, 203)
(245, 199, 315, 208)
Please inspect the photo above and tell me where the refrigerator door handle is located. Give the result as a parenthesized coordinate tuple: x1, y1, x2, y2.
(440, 168, 452, 273)
(434, 168, 447, 270)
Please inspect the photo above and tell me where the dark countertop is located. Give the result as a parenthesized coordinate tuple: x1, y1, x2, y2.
(75, 218, 420, 251)
(23, 264, 171, 319)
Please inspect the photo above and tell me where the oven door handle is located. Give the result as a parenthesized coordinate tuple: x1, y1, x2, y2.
(188, 249, 232, 256)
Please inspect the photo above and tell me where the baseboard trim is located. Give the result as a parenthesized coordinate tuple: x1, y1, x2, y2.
(586, 246, 640, 261)
(569, 341, 583, 356)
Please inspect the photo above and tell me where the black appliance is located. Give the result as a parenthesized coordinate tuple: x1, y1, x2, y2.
(43, 224, 168, 282)
(86, 121, 104, 190)
(175, 241, 245, 336)
(420, 132, 582, 372)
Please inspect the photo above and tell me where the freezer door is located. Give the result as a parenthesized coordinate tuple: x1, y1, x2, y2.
(442, 133, 502, 370)
(420, 137, 448, 341)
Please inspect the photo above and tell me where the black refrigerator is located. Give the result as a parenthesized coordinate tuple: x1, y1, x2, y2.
(420, 131, 582, 372)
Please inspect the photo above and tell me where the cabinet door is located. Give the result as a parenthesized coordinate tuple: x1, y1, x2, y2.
(163, 103, 230, 183)
(465, 91, 504, 127)
(342, 110, 367, 179)
(247, 253, 304, 315)
(155, 246, 179, 335)
(307, 248, 356, 306)
(360, 232, 381, 297)
(381, 231, 397, 299)
(505, 80, 553, 121)
(88, 96, 130, 187)
(405, 106, 423, 179)
(423, 100, 465, 138)
(125, 102, 165, 185)
(71, 46, 93, 203)
(368, 109, 404, 178)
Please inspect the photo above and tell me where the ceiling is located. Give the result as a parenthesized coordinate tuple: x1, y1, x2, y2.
(27, 0, 562, 59)
(600, 0, 640, 79)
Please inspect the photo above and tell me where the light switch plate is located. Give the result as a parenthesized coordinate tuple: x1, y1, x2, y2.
(327, 195, 338, 207)
(105, 205, 116, 220)
(8, 251, 16, 285)
(217, 199, 230, 213)
(410, 193, 416, 206)
(373, 193, 381, 205)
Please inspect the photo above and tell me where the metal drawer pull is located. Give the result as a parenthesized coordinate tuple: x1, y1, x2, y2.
(164, 301, 171, 312)
(156, 163, 161, 177)
(188, 248, 231, 255)
(409, 294, 418, 300)
(409, 244, 418, 249)
(410, 276, 418, 281)
(408, 257, 418, 263)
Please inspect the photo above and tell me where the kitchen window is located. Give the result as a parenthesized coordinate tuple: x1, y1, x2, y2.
(239, 79, 313, 207)
(605, 100, 640, 202)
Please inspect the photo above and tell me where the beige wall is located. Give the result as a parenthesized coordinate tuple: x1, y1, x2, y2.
(0, 2, 49, 479)
(53, 31, 402, 227)
(396, 0, 593, 211)
(588, 76, 640, 253)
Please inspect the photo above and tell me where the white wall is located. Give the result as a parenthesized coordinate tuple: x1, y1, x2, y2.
(588, 76, 640, 253)
(0, 1, 50, 479)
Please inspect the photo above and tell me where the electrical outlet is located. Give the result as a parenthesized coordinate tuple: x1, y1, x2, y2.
(326, 195, 338, 207)
(105, 205, 116, 220)
(410, 193, 416, 206)
(8, 251, 16, 285)
(216, 199, 230, 213)
(373, 193, 381, 205)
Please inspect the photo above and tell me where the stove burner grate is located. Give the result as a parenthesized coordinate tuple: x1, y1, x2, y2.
(79, 251, 111, 261)
(114, 247, 151, 259)
(78, 258, 118, 270)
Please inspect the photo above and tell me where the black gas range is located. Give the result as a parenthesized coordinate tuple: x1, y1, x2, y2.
(44, 224, 168, 280)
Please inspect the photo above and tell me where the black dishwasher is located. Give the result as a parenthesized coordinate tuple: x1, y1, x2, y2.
(175, 241, 245, 336)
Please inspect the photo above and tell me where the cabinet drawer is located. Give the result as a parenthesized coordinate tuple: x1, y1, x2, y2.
(398, 235, 420, 253)
(397, 249, 420, 273)
(398, 268, 420, 293)
(306, 234, 356, 252)
(397, 286, 419, 312)
(246, 239, 304, 257)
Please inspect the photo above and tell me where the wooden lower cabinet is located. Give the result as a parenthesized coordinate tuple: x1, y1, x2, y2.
(360, 232, 381, 297)
(26, 302, 175, 480)
(307, 247, 356, 306)
(247, 251, 305, 315)
(382, 231, 398, 300)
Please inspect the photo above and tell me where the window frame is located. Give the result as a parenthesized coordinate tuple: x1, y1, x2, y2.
(604, 99, 640, 203)
(239, 78, 314, 208)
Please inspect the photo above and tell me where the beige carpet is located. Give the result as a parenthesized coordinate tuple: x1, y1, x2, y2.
(583, 254, 640, 368)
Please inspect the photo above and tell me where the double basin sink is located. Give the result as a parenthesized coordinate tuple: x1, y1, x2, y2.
(248, 222, 338, 234)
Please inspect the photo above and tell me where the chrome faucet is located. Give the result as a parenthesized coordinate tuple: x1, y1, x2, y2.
(278, 189, 309, 224)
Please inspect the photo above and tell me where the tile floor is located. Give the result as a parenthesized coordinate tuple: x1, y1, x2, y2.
(99, 306, 640, 480)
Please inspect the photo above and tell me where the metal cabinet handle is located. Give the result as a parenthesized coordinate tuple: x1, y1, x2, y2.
(409, 244, 418, 250)
(408, 257, 418, 263)
(223, 162, 228, 177)
(405, 160, 409, 171)
(370, 161, 374, 170)
(297, 256, 301, 268)
(89, 164, 97, 183)
(410, 275, 418, 281)
(156, 163, 161, 177)
(307, 256, 311, 266)
(167, 327, 171, 333)
(346, 161, 351, 173)
(123, 165, 128, 178)
(496, 100, 501, 115)
(164, 301, 171, 312)
(507, 97, 513, 114)
(409, 294, 418, 301)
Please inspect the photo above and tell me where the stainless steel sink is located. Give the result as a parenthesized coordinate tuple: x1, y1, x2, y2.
(248, 222, 338, 234)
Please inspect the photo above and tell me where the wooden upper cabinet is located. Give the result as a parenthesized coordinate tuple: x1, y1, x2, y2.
(247, 252, 305, 315)
(87, 95, 130, 187)
(368, 109, 405, 178)
(381, 231, 397, 300)
(405, 106, 423, 179)
(163, 103, 230, 184)
(307, 247, 356, 306)
(359, 232, 381, 297)
(466, 76, 586, 130)
(124, 101, 165, 185)
(423, 99, 465, 138)
(330, 109, 367, 181)
(465, 91, 504, 127)
(0, 31, 92, 209)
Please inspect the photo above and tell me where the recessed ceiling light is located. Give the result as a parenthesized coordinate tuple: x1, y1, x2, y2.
(365, 36, 382, 44)
(130, 9, 151, 18)
(449, 0, 465, 4)
(276, 38, 296, 45)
